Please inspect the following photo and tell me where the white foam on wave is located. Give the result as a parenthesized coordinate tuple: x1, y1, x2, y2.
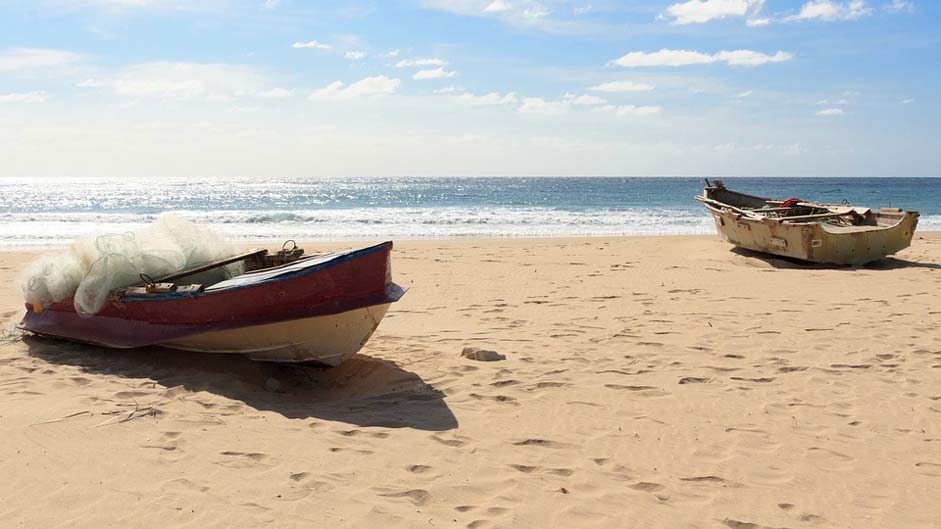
(0, 207, 716, 247)
(3, 208, 937, 249)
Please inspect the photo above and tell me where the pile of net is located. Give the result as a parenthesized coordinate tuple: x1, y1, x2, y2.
(20, 214, 242, 317)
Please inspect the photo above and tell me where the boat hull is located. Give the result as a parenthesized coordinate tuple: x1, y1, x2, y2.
(19, 242, 405, 365)
(160, 303, 391, 365)
(705, 203, 919, 265)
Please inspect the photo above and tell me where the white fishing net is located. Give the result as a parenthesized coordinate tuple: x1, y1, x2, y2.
(20, 214, 241, 317)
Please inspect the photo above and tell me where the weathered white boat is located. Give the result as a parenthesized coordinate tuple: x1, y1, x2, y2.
(695, 180, 919, 265)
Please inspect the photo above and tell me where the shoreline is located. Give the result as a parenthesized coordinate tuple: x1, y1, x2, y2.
(2, 230, 939, 252)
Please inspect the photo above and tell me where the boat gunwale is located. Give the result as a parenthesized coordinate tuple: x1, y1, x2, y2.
(700, 198, 915, 232)
(117, 241, 393, 303)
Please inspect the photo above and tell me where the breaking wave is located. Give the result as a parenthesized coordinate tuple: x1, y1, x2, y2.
(0, 207, 716, 247)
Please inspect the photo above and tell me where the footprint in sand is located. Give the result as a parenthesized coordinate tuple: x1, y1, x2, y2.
(527, 381, 568, 390)
(469, 393, 519, 405)
(680, 475, 726, 483)
(723, 520, 766, 529)
(430, 434, 467, 447)
(630, 481, 663, 492)
(214, 451, 270, 468)
(375, 488, 431, 506)
(507, 464, 574, 476)
(604, 384, 665, 396)
(915, 462, 941, 476)
(328, 447, 374, 455)
(512, 438, 576, 449)
(335, 429, 390, 439)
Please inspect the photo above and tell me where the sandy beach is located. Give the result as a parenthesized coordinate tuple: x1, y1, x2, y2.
(1, 233, 939, 529)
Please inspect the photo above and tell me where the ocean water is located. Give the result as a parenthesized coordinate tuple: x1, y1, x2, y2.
(1, 177, 939, 248)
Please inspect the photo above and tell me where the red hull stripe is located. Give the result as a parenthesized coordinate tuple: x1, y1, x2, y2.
(20, 242, 404, 348)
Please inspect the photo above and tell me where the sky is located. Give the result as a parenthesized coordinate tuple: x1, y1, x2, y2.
(0, 0, 938, 177)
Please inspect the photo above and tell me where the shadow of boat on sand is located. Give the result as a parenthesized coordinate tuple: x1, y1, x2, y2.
(23, 335, 458, 432)
(729, 247, 941, 270)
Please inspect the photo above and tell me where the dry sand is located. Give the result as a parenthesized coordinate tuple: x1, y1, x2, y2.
(1, 234, 940, 529)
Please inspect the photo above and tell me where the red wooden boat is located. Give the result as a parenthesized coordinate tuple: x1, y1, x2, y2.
(19, 241, 405, 366)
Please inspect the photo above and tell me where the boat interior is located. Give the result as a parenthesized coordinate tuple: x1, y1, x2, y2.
(126, 241, 311, 297)
(699, 179, 909, 229)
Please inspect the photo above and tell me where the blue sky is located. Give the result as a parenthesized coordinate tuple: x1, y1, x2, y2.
(0, 0, 937, 177)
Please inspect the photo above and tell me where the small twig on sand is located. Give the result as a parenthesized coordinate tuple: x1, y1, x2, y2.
(90, 401, 155, 428)
(30, 410, 91, 426)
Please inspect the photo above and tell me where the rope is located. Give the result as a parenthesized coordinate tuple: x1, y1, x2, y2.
(0, 325, 24, 346)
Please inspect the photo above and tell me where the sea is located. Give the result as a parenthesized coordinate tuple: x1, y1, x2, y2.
(1, 177, 939, 248)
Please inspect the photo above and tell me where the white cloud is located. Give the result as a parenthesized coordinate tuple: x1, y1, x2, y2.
(292, 41, 332, 50)
(562, 92, 607, 105)
(787, 0, 873, 21)
(573, 4, 593, 15)
(593, 104, 662, 117)
(0, 91, 49, 103)
(523, 5, 552, 18)
(0, 48, 82, 72)
(588, 80, 654, 92)
(518, 97, 568, 115)
(206, 93, 235, 103)
(662, 0, 766, 25)
(434, 85, 462, 94)
(345, 51, 367, 60)
(884, 0, 914, 13)
(113, 78, 201, 98)
(664, 0, 884, 25)
(309, 75, 400, 101)
(613, 105, 662, 116)
(816, 98, 848, 104)
(78, 64, 290, 103)
(900, 98, 914, 104)
(413, 67, 458, 80)
(77, 78, 105, 88)
(380, 49, 400, 58)
(737, 90, 753, 97)
(614, 50, 714, 67)
(261, 0, 279, 9)
(255, 88, 293, 99)
(483, 0, 510, 12)
(422, 0, 558, 30)
(816, 108, 845, 115)
(108, 62, 265, 100)
(455, 91, 519, 106)
(612, 48, 793, 67)
(716, 50, 794, 66)
(396, 58, 447, 68)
